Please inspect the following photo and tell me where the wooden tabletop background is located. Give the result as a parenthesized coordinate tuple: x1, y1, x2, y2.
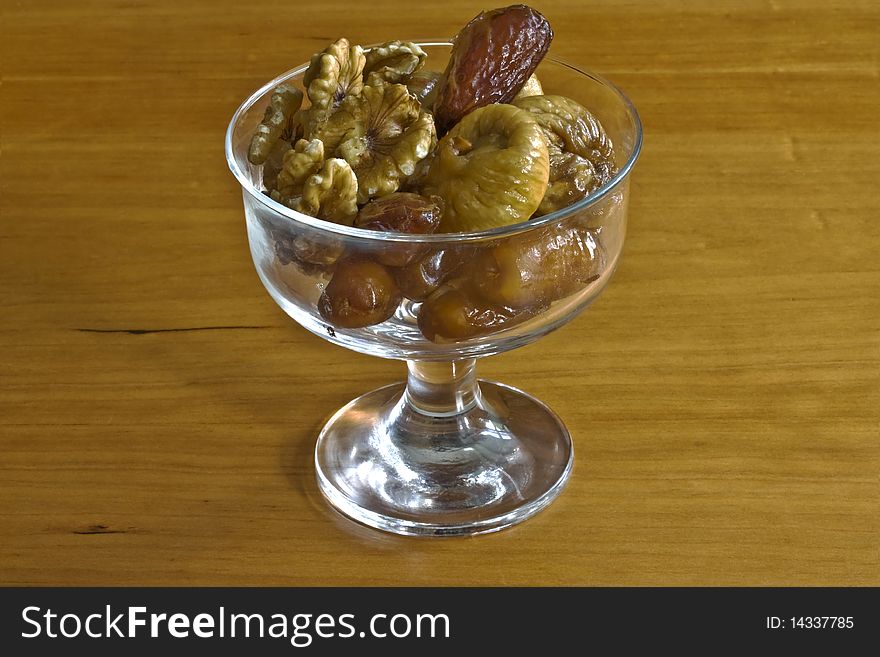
(2, 0, 878, 586)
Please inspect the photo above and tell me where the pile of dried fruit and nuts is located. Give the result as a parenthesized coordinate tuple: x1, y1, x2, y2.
(248, 5, 617, 341)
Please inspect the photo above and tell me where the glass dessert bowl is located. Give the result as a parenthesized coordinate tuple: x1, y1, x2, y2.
(226, 41, 642, 536)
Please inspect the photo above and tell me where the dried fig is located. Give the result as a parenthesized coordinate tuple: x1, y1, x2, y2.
(536, 149, 598, 215)
(395, 246, 472, 301)
(314, 83, 436, 203)
(420, 104, 549, 232)
(418, 279, 540, 342)
(433, 5, 553, 133)
(363, 40, 427, 85)
(512, 94, 615, 169)
(318, 258, 402, 328)
(248, 84, 303, 165)
(470, 225, 603, 309)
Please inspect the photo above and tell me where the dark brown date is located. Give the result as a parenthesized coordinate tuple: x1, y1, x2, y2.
(353, 193, 442, 267)
(433, 5, 553, 133)
(318, 259, 402, 329)
(354, 192, 442, 234)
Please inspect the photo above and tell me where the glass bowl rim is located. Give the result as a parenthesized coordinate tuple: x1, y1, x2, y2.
(225, 40, 643, 243)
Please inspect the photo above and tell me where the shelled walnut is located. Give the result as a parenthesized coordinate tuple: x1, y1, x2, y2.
(272, 158, 359, 225)
(247, 84, 302, 165)
(314, 83, 436, 203)
(275, 138, 325, 198)
(363, 40, 427, 85)
(302, 38, 366, 137)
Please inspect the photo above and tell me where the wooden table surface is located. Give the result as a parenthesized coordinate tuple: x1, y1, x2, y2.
(2, 0, 878, 586)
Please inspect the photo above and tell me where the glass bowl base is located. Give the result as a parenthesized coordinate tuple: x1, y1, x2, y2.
(315, 380, 573, 537)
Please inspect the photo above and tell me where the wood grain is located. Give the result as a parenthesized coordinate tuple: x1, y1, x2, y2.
(1, 0, 877, 585)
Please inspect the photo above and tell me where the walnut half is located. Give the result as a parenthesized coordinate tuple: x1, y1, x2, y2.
(314, 83, 436, 204)
(363, 40, 427, 85)
(272, 157, 359, 225)
(248, 84, 303, 165)
(302, 38, 366, 137)
(275, 138, 325, 198)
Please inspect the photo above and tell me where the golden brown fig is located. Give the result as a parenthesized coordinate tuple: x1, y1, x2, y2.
(395, 246, 472, 301)
(470, 226, 603, 309)
(512, 94, 615, 171)
(433, 5, 553, 133)
(318, 259, 402, 328)
(418, 280, 540, 342)
(536, 149, 598, 216)
(420, 104, 549, 232)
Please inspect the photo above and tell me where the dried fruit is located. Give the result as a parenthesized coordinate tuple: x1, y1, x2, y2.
(513, 74, 544, 99)
(406, 70, 441, 110)
(470, 225, 603, 309)
(318, 258, 402, 328)
(353, 192, 442, 267)
(418, 279, 539, 342)
(248, 84, 303, 165)
(302, 38, 366, 135)
(512, 94, 614, 167)
(275, 138, 325, 198)
(272, 157, 359, 225)
(363, 40, 427, 85)
(433, 5, 553, 133)
(354, 192, 441, 234)
(395, 246, 472, 301)
(314, 83, 436, 203)
(420, 104, 549, 232)
(536, 149, 597, 215)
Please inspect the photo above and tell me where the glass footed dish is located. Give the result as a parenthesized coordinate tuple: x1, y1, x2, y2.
(226, 41, 642, 536)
